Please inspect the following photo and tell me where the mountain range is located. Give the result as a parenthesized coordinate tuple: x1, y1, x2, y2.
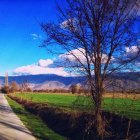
(0, 72, 139, 91)
(0, 74, 84, 90)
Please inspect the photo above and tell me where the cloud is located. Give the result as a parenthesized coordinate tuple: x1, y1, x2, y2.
(126, 46, 139, 54)
(15, 46, 139, 77)
(61, 19, 75, 28)
(13, 59, 69, 76)
(30, 33, 42, 40)
(136, 62, 140, 66)
(38, 59, 53, 67)
(59, 48, 86, 62)
(61, 18, 78, 31)
(125, 46, 140, 62)
(59, 48, 113, 64)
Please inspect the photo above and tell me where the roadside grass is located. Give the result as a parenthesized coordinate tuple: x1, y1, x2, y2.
(10, 93, 140, 120)
(6, 96, 66, 140)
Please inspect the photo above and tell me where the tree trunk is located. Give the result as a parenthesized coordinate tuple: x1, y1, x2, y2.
(95, 101, 105, 138)
(94, 74, 105, 137)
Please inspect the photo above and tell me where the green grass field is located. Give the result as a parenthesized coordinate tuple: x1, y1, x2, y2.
(6, 96, 66, 140)
(10, 93, 140, 120)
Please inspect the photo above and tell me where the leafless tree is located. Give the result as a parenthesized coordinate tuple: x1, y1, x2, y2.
(20, 80, 32, 92)
(41, 0, 140, 137)
(10, 81, 20, 92)
(70, 84, 82, 94)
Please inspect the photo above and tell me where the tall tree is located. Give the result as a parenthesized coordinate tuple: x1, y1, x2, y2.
(41, 0, 140, 137)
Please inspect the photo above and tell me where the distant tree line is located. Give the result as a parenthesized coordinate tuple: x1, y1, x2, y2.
(33, 89, 71, 93)
(1, 80, 32, 94)
(1, 80, 139, 94)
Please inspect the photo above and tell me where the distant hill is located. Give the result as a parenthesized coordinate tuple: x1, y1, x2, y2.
(0, 72, 139, 91)
(33, 81, 67, 90)
(0, 74, 85, 89)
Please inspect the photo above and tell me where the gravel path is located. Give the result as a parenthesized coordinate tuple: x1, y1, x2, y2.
(0, 94, 36, 140)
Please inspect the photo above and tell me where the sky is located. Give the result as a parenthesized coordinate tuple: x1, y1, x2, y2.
(0, 0, 67, 76)
(0, 0, 139, 76)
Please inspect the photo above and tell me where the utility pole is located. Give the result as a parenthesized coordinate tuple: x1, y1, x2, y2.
(5, 72, 8, 87)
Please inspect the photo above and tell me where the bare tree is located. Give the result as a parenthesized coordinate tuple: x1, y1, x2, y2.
(70, 84, 82, 94)
(41, 0, 140, 137)
(20, 80, 32, 92)
(10, 81, 20, 92)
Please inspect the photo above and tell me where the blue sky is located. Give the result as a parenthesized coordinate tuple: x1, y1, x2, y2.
(0, 0, 62, 76)
(0, 0, 139, 76)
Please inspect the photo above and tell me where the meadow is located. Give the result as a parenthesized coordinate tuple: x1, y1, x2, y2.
(10, 93, 140, 120)
(6, 96, 65, 140)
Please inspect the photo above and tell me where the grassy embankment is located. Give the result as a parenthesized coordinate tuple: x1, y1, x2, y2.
(9, 93, 140, 120)
(6, 96, 66, 140)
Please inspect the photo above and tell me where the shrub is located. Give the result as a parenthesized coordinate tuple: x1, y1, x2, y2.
(1, 86, 10, 94)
